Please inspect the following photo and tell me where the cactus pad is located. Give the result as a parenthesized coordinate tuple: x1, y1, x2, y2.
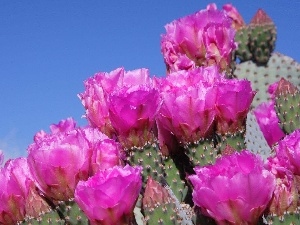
(234, 52, 300, 107)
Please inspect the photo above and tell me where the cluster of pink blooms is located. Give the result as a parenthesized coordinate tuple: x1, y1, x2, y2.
(156, 66, 255, 145)
(0, 3, 298, 225)
(0, 118, 142, 225)
(161, 3, 240, 73)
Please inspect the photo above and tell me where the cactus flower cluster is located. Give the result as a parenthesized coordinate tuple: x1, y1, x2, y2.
(1, 2, 300, 225)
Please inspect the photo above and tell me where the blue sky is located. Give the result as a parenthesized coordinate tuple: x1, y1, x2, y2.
(1, 1, 299, 161)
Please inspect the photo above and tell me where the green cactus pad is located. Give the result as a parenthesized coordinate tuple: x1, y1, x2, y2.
(143, 203, 181, 225)
(248, 9, 277, 64)
(234, 52, 300, 107)
(216, 129, 246, 153)
(263, 210, 300, 225)
(57, 200, 89, 225)
(234, 26, 252, 62)
(184, 138, 218, 167)
(163, 157, 188, 202)
(128, 142, 165, 185)
(248, 24, 276, 64)
(275, 90, 300, 134)
(245, 111, 273, 160)
(20, 209, 65, 225)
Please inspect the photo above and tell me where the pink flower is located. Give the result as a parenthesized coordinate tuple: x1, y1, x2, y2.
(91, 139, 125, 175)
(79, 67, 161, 148)
(27, 126, 92, 201)
(265, 156, 299, 216)
(0, 159, 28, 224)
(74, 165, 142, 225)
(78, 72, 115, 137)
(254, 101, 285, 146)
(215, 79, 255, 134)
(0, 158, 49, 224)
(275, 130, 300, 175)
(49, 117, 77, 134)
(34, 117, 77, 142)
(158, 67, 220, 143)
(222, 4, 245, 30)
(159, 85, 216, 143)
(161, 5, 236, 73)
(108, 86, 161, 148)
(189, 151, 275, 225)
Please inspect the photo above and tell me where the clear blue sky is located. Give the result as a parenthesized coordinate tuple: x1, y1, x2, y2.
(1, 1, 299, 161)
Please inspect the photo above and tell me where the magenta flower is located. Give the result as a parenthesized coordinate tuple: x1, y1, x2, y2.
(265, 156, 299, 216)
(254, 101, 285, 146)
(159, 85, 216, 143)
(91, 138, 125, 175)
(222, 4, 245, 30)
(27, 125, 92, 201)
(189, 150, 275, 225)
(79, 67, 161, 148)
(0, 159, 28, 224)
(0, 158, 49, 224)
(161, 5, 236, 73)
(215, 79, 255, 134)
(49, 117, 77, 134)
(108, 85, 161, 148)
(78, 71, 115, 137)
(275, 130, 300, 175)
(157, 67, 220, 143)
(74, 165, 142, 225)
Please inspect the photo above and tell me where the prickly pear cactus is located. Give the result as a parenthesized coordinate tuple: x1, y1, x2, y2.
(184, 138, 218, 167)
(20, 200, 89, 225)
(245, 111, 272, 160)
(163, 156, 188, 202)
(128, 142, 165, 185)
(234, 52, 300, 107)
(274, 78, 300, 134)
(142, 177, 182, 225)
(20, 208, 65, 225)
(263, 210, 300, 225)
(248, 9, 277, 64)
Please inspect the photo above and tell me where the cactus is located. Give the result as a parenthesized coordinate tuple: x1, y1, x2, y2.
(234, 26, 252, 62)
(163, 156, 189, 203)
(142, 177, 182, 225)
(263, 210, 300, 225)
(3, 3, 300, 225)
(248, 9, 277, 64)
(57, 200, 89, 225)
(245, 111, 272, 160)
(215, 129, 246, 152)
(128, 141, 165, 186)
(274, 78, 300, 134)
(20, 208, 64, 225)
(234, 52, 300, 107)
(184, 138, 218, 167)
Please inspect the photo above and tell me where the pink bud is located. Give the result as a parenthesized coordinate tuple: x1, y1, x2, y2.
(143, 177, 172, 209)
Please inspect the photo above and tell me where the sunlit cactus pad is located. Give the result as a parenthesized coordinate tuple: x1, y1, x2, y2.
(234, 52, 300, 107)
